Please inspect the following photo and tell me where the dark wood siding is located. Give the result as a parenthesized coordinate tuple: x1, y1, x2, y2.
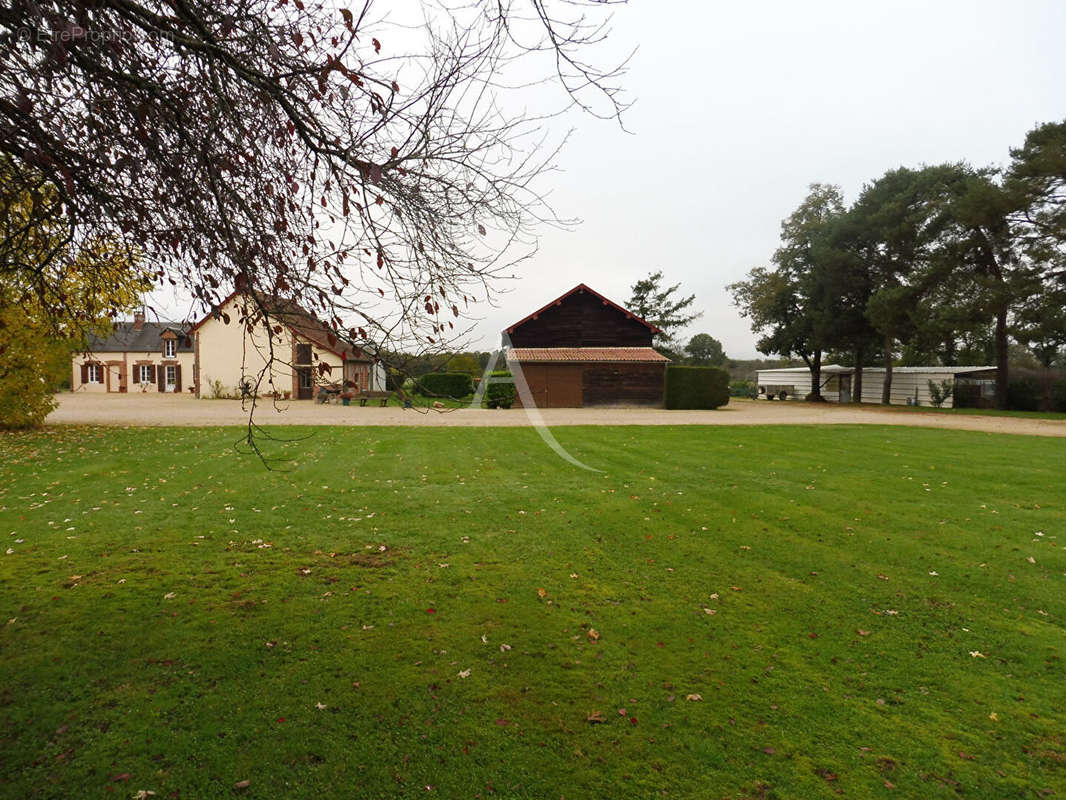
(583, 363, 665, 407)
(508, 290, 653, 348)
(515, 362, 664, 408)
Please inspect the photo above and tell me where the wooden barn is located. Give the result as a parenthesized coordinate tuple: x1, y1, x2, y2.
(504, 284, 670, 408)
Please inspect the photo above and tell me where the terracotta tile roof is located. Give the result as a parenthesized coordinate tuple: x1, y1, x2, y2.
(508, 347, 670, 363)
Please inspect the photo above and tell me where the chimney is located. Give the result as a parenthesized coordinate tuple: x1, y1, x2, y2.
(133, 310, 145, 331)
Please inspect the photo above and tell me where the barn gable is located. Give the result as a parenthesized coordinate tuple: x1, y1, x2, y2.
(505, 284, 660, 348)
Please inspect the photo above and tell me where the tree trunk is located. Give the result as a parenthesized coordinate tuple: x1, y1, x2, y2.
(852, 345, 863, 403)
(995, 305, 1009, 410)
(881, 334, 893, 405)
(809, 349, 823, 400)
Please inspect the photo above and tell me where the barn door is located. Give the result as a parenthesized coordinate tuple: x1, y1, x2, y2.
(547, 365, 583, 407)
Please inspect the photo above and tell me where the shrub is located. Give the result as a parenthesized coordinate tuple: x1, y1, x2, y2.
(664, 366, 729, 410)
(1006, 376, 1041, 411)
(927, 379, 953, 408)
(729, 380, 757, 398)
(417, 372, 473, 397)
(1051, 379, 1066, 413)
(484, 371, 515, 409)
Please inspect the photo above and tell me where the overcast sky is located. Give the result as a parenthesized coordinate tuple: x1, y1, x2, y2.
(464, 0, 1066, 358)
(147, 1, 1066, 359)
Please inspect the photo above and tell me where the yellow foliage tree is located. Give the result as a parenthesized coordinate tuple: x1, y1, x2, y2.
(1, 161, 151, 428)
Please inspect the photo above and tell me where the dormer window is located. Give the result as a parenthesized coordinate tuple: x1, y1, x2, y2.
(164, 338, 176, 358)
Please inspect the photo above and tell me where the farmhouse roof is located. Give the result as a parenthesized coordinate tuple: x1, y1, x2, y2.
(503, 283, 663, 335)
(508, 347, 670, 363)
(87, 321, 192, 353)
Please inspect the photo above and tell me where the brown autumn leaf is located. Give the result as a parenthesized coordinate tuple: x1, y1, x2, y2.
(587, 628, 600, 641)
(586, 711, 606, 724)
(685, 693, 702, 702)
(537, 587, 546, 598)
(234, 779, 251, 790)
(856, 629, 871, 637)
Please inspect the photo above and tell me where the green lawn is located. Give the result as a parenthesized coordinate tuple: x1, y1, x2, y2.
(1, 424, 1064, 799)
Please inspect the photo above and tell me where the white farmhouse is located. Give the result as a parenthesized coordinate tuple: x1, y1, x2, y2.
(72, 292, 385, 399)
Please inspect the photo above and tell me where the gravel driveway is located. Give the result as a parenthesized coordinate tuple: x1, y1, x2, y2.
(45, 393, 1066, 436)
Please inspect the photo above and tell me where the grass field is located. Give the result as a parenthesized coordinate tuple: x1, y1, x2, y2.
(1, 424, 1065, 799)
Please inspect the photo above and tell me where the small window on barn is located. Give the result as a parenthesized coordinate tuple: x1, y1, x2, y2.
(164, 338, 176, 358)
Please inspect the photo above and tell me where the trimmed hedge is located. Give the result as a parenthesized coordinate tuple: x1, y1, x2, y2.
(417, 371, 473, 397)
(484, 371, 515, 409)
(664, 366, 730, 409)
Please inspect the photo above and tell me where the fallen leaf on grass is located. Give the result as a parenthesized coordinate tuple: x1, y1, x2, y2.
(234, 779, 251, 789)
(499, 643, 511, 652)
(763, 747, 775, 755)
(856, 630, 871, 637)
(162, 592, 176, 600)
(970, 651, 986, 658)
(495, 718, 510, 726)
(685, 694, 702, 702)
(586, 711, 606, 724)
(703, 608, 717, 615)
(457, 669, 471, 678)
(587, 629, 600, 641)
(537, 587, 547, 598)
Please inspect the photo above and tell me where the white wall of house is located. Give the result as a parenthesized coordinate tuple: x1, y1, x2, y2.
(194, 295, 345, 398)
(72, 351, 195, 393)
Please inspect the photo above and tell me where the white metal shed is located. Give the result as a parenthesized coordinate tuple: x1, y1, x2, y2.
(755, 365, 997, 407)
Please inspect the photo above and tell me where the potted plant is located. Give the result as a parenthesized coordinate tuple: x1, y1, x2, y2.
(339, 390, 354, 406)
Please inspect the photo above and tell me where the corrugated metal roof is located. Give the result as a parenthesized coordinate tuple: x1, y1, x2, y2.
(87, 322, 193, 353)
(508, 347, 670, 363)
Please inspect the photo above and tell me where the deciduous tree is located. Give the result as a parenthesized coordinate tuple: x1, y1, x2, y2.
(685, 333, 726, 366)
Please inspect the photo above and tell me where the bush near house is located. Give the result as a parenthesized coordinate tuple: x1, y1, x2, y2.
(484, 371, 515, 409)
(664, 365, 729, 409)
(416, 371, 473, 398)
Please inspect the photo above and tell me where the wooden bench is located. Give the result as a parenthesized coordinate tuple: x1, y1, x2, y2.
(355, 391, 392, 407)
